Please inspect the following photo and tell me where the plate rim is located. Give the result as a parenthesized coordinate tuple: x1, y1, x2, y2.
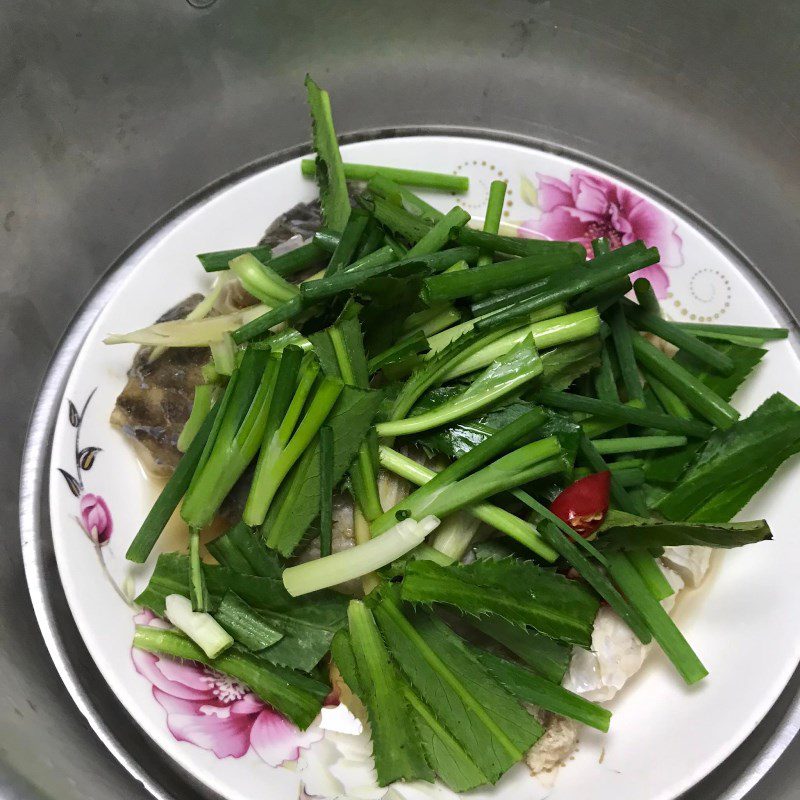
(19, 125, 800, 800)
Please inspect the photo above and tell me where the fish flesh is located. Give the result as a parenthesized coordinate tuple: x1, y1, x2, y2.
(526, 549, 711, 775)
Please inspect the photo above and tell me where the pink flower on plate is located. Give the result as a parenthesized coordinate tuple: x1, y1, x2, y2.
(520, 170, 683, 298)
(80, 493, 113, 545)
(131, 611, 322, 762)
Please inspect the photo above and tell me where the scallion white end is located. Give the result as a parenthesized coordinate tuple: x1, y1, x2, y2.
(164, 594, 234, 659)
(282, 515, 441, 597)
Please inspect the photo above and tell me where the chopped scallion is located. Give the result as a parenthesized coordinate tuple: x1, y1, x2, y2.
(283, 516, 440, 596)
(300, 158, 469, 192)
(165, 593, 233, 657)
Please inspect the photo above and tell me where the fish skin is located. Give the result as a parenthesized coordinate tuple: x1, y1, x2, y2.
(110, 295, 208, 476)
(259, 198, 325, 247)
(111, 198, 332, 476)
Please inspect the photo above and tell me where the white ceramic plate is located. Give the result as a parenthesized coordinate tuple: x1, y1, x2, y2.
(49, 135, 800, 800)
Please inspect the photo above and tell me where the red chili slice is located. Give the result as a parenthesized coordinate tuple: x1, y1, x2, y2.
(549, 471, 611, 538)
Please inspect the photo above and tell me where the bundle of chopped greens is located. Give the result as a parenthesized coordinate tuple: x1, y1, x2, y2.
(113, 75, 799, 793)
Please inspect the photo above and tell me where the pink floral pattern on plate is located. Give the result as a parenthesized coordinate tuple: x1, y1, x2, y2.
(132, 610, 323, 763)
(519, 169, 683, 298)
(80, 493, 113, 544)
(57, 388, 114, 545)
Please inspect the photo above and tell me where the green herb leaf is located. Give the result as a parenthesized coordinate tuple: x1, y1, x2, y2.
(359, 275, 428, 358)
(206, 522, 283, 578)
(368, 330, 429, 374)
(405, 682, 490, 792)
(305, 75, 350, 233)
(375, 600, 542, 784)
(385, 325, 516, 423)
(597, 510, 772, 549)
(136, 553, 347, 672)
(674, 340, 766, 403)
(468, 616, 571, 683)
(347, 601, 434, 785)
(309, 303, 382, 520)
(263, 386, 383, 555)
(401, 558, 599, 647)
(539, 337, 604, 391)
(377, 336, 543, 437)
(214, 591, 284, 651)
(474, 649, 611, 732)
(656, 393, 800, 522)
(334, 612, 493, 792)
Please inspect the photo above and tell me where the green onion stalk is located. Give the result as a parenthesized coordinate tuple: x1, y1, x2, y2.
(324, 211, 370, 276)
(378, 446, 558, 561)
(477, 243, 659, 331)
(197, 245, 273, 274)
(366, 174, 444, 222)
(623, 299, 735, 375)
(632, 277, 661, 316)
(630, 334, 739, 429)
(533, 389, 712, 438)
(181, 349, 278, 531)
(477, 180, 507, 266)
(244, 356, 343, 526)
(402, 305, 462, 339)
(405, 206, 471, 258)
(455, 228, 586, 261)
(377, 336, 543, 437)
(514, 494, 653, 644)
(283, 516, 442, 596)
(646, 374, 694, 420)
(300, 158, 470, 192)
(374, 409, 548, 536)
(125, 404, 222, 564)
(441, 309, 600, 379)
(605, 551, 708, 684)
(422, 250, 585, 304)
(229, 253, 300, 306)
(426, 303, 566, 356)
(373, 436, 564, 536)
(177, 385, 216, 452)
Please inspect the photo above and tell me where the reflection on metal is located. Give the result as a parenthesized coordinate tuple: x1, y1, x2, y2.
(19, 128, 800, 800)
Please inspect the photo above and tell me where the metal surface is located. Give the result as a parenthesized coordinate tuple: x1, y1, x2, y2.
(3, 1, 800, 799)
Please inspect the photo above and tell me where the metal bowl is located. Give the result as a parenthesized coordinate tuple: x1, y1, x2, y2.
(5, 1, 800, 799)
